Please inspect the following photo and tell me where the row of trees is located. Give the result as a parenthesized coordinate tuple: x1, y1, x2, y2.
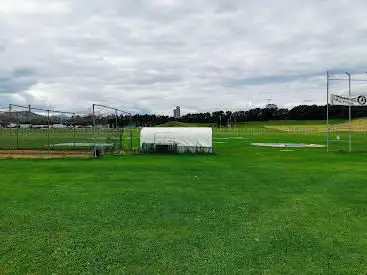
(123, 105, 367, 127)
(3, 105, 367, 128)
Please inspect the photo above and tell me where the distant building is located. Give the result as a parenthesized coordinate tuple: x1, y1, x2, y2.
(52, 124, 68, 129)
(173, 106, 181, 119)
(265, 104, 278, 109)
(7, 123, 18, 128)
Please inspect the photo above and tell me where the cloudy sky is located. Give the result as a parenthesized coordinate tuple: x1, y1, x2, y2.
(1, 0, 367, 115)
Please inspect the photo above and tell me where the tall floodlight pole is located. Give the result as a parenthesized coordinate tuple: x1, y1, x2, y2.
(346, 72, 352, 152)
(326, 71, 330, 152)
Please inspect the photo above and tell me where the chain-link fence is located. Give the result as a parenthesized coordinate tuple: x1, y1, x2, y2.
(0, 105, 80, 151)
(2, 103, 367, 155)
(0, 104, 135, 157)
(91, 104, 133, 155)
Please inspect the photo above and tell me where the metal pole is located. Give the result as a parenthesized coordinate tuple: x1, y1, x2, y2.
(47, 110, 50, 153)
(346, 72, 352, 152)
(16, 112, 19, 150)
(73, 114, 76, 149)
(92, 104, 96, 157)
(8, 105, 12, 151)
(115, 109, 118, 129)
(130, 115, 133, 150)
(28, 104, 32, 129)
(115, 109, 121, 151)
(326, 71, 330, 152)
(8, 104, 12, 129)
(115, 109, 118, 150)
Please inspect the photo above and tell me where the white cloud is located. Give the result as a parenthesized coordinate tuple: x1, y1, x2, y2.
(0, 0, 71, 14)
(1, 0, 367, 114)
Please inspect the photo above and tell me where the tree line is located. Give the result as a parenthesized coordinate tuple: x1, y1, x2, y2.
(124, 105, 367, 127)
(3, 105, 367, 128)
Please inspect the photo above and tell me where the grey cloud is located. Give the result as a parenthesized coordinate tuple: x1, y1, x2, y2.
(0, 68, 37, 94)
(1, 0, 367, 114)
(12, 68, 35, 78)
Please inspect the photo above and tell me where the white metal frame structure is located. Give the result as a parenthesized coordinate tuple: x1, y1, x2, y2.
(91, 104, 133, 155)
(8, 104, 77, 150)
(326, 71, 367, 152)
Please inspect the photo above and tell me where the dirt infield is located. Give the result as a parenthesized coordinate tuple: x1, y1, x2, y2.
(0, 150, 91, 159)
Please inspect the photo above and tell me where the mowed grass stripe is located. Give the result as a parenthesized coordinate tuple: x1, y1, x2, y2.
(1, 133, 367, 274)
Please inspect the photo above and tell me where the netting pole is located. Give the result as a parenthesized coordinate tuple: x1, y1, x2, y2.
(130, 115, 133, 150)
(47, 110, 50, 153)
(115, 109, 119, 151)
(115, 109, 118, 129)
(346, 72, 352, 152)
(0, 113, 2, 150)
(326, 71, 330, 152)
(8, 105, 11, 150)
(73, 113, 76, 149)
(28, 104, 32, 130)
(92, 104, 96, 157)
(16, 112, 19, 150)
(115, 109, 121, 151)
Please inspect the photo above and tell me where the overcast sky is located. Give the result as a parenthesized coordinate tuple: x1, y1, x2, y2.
(1, 0, 367, 115)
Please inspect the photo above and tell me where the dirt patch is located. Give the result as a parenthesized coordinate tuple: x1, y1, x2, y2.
(0, 150, 91, 159)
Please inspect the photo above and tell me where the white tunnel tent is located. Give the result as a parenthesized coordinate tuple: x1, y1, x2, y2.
(140, 127, 213, 153)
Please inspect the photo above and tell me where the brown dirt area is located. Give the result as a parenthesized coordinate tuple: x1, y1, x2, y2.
(0, 150, 91, 159)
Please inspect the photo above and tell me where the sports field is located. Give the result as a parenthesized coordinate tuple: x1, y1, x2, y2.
(0, 128, 139, 152)
(1, 122, 367, 274)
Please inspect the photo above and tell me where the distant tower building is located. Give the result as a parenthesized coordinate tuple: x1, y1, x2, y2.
(266, 103, 278, 109)
(265, 99, 278, 109)
(173, 106, 181, 119)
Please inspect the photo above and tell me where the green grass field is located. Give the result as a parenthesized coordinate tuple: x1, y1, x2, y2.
(1, 123, 367, 274)
(0, 128, 140, 151)
(1, 119, 367, 152)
